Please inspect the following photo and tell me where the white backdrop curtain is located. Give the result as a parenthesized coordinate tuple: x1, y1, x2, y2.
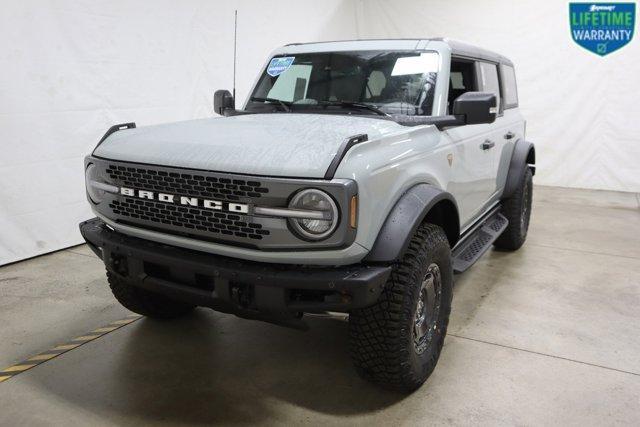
(354, 0, 640, 193)
(2, 0, 639, 265)
(0, 0, 357, 265)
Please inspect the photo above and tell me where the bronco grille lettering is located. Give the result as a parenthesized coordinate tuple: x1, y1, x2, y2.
(119, 187, 249, 214)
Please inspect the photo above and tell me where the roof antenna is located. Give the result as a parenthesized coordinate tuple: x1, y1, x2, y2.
(233, 10, 237, 101)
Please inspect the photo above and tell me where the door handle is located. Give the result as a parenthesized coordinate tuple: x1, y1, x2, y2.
(481, 140, 495, 150)
(504, 131, 515, 140)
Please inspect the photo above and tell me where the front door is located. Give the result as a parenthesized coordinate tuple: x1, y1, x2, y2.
(444, 124, 496, 228)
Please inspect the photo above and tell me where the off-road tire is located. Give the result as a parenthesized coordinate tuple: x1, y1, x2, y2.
(107, 271, 195, 319)
(494, 168, 533, 251)
(349, 223, 453, 392)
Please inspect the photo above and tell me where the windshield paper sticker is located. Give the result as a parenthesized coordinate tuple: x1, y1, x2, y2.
(267, 57, 295, 76)
(570, 3, 635, 56)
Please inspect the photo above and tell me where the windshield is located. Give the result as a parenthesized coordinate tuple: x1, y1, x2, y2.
(246, 50, 439, 116)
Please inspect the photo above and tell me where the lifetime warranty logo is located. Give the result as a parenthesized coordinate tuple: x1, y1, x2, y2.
(570, 3, 636, 56)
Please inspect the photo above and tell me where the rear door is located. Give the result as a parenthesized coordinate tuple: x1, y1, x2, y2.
(476, 61, 526, 201)
(444, 58, 495, 227)
(475, 60, 506, 201)
(495, 63, 526, 194)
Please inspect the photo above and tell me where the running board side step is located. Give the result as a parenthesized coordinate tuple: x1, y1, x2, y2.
(452, 209, 508, 273)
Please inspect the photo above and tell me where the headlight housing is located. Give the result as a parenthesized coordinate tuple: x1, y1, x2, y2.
(85, 163, 104, 204)
(85, 163, 118, 204)
(288, 189, 339, 240)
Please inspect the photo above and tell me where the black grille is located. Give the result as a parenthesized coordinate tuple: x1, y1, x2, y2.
(109, 198, 270, 240)
(106, 164, 269, 201)
(90, 157, 356, 250)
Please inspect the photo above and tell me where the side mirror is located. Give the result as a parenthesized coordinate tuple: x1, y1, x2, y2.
(453, 91, 497, 125)
(213, 90, 235, 116)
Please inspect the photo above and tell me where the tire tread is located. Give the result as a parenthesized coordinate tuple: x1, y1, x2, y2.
(349, 223, 452, 392)
(494, 168, 533, 251)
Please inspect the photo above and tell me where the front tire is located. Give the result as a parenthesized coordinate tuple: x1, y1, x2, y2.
(107, 271, 195, 319)
(349, 223, 453, 392)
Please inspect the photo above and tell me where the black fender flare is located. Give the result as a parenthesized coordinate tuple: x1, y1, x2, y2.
(502, 139, 535, 199)
(364, 184, 459, 263)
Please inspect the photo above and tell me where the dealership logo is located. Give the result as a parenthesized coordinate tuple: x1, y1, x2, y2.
(570, 3, 636, 56)
(266, 56, 295, 76)
(120, 187, 249, 214)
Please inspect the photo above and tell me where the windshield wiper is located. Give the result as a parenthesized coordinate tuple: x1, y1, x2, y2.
(249, 96, 291, 112)
(319, 101, 387, 116)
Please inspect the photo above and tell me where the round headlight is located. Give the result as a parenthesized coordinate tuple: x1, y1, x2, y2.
(288, 189, 339, 240)
(85, 163, 104, 204)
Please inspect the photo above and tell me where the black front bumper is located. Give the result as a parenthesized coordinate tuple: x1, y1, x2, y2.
(80, 218, 390, 326)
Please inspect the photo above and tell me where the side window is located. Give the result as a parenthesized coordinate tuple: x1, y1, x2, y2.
(500, 64, 518, 109)
(477, 61, 501, 113)
(448, 59, 477, 114)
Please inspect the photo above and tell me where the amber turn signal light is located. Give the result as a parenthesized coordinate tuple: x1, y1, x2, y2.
(349, 195, 358, 228)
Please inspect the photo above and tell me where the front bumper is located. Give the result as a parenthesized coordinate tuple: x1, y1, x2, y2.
(80, 218, 390, 327)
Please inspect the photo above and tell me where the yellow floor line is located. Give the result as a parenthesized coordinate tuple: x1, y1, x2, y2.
(111, 318, 138, 325)
(73, 335, 102, 341)
(3, 364, 37, 372)
(91, 326, 119, 333)
(52, 343, 82, 351)
(0, 314, 142, 384)
(28, 354, 57, 362)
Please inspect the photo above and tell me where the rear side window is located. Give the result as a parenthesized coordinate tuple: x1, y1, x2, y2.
(500, 64, 518, 109)
(477, 62, 501, 112)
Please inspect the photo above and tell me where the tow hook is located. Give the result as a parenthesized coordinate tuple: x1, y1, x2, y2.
(230, 283, 253, 309)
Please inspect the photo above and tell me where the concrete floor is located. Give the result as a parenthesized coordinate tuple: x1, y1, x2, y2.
(0, 185, 639, 426)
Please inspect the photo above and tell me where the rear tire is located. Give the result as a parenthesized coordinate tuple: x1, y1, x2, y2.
(107, 271, 195, 319)
(494, 168, 533, 251)
(349, 223, 453, 392)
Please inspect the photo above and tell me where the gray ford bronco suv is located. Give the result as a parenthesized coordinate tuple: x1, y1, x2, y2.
(80, 38, 534, 391)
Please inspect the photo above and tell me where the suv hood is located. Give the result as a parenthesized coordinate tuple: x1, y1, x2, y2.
(93, 114, 405, 178)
